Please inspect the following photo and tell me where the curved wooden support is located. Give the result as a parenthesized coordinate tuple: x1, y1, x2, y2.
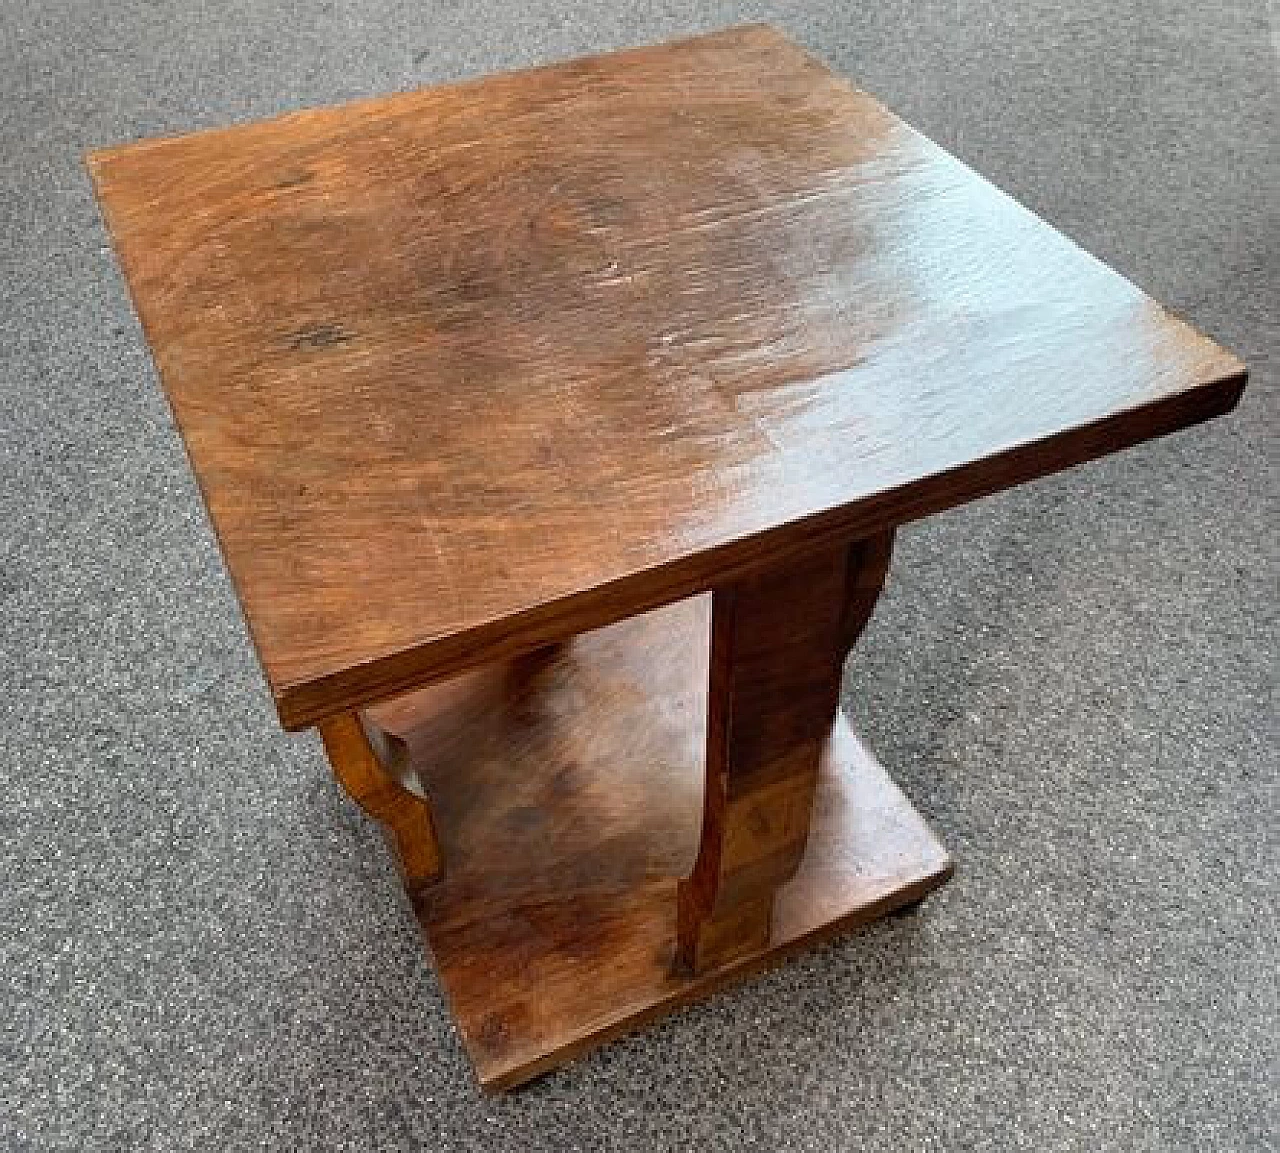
(676, 531, 894, 973)
(842, 529, 895, 655)
(319, 711, 442, 896)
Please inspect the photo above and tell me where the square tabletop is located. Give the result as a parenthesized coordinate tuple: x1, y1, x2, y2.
(89, 25, 1244, 729)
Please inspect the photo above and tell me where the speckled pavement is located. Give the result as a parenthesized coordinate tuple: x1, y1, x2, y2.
(1, 3, 1275, 1150)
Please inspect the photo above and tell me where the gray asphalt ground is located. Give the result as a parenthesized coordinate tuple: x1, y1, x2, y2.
(2, 3, 1276, 1150)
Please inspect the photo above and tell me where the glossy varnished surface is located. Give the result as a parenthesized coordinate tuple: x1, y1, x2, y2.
(88, 25, 1246, 728)
(369, 596, 952, 1090)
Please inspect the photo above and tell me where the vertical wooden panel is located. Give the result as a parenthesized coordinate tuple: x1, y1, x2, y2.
(678, 546, 848, 971)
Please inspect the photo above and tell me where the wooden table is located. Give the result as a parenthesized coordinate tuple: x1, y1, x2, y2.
(89, 26, 1246, 1091)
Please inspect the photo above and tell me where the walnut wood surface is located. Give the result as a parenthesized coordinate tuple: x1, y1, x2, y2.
(88, 25, 1246, 729)
(369, 595, 952, 1090)
(678, 545, 852, 971)
(675, 532, 894, 971)
(318, 712, 441, 893)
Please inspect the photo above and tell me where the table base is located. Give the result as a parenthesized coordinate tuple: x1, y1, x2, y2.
(368, 594, 951, 1091)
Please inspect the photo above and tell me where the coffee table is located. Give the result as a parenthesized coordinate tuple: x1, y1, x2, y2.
(88, 25, 1246, 1090)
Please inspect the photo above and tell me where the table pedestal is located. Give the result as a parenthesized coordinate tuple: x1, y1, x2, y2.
(322, 541, 951, 1091)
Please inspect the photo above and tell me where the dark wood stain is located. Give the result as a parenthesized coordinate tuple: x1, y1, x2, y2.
(369, 594, 952, 1091)
(88, 25, 1246, 729)
(676, 531, 894, 972)
(286, 322, 356, 350)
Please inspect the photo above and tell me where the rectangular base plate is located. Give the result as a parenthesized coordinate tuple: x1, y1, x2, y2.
(371, 595, 952, 1091)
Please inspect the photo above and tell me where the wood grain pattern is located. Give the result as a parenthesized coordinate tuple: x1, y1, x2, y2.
(676, 531, 893, 972)
(87, 25, 1246, 728)
(677, 546, 848, 971)
(318, 712, 441, 894)
(369, 594, 952, 1090)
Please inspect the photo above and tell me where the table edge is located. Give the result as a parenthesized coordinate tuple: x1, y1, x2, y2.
(272, 365, 1246, 731)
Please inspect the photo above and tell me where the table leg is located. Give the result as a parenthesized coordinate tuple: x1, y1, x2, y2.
(319, 711, 442, 896)
(677, 532, 894, 973)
